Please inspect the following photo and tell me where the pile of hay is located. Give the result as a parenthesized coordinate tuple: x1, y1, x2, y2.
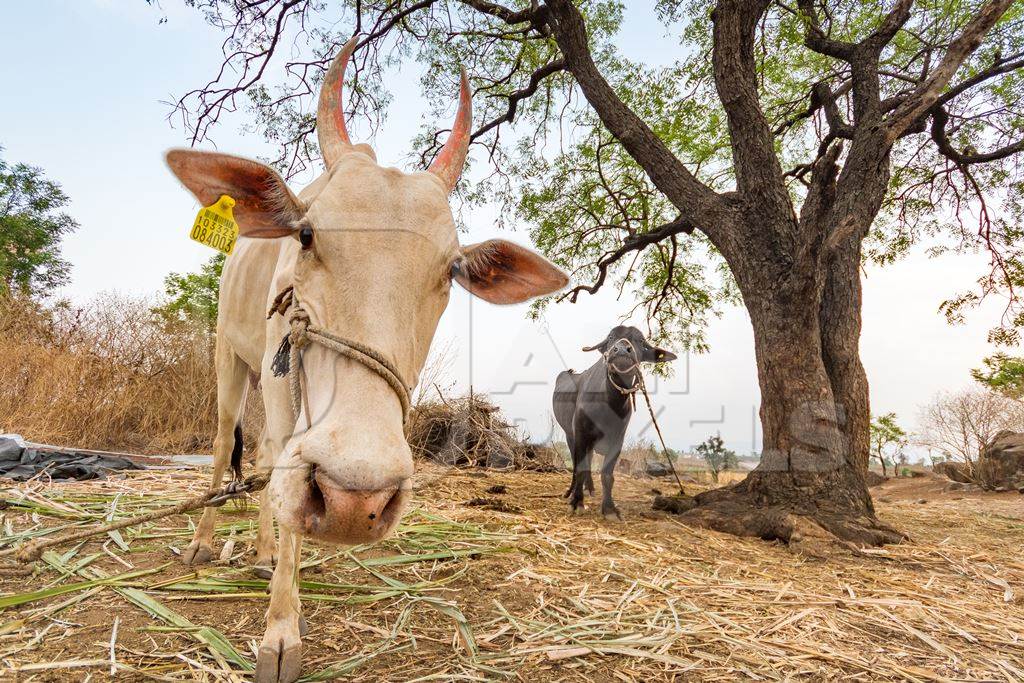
(407, 395, 564, 471)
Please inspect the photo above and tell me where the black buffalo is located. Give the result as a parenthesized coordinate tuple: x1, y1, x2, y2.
(552, 326, 677, 519)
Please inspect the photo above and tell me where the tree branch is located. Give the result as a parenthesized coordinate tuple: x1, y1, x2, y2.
(710, 0, 788, 215)
(542, 0, 734, 242)
(558, 216, 696, 303)
(930, 106, 1024, 165)
(885, 0, 1016, 143)
(796, 0, 856, 60)
(862, 0, 914, 53)
(470, 59, 566, 142)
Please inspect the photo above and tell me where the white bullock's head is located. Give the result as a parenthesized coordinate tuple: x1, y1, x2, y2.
(166, 38, 567, 545)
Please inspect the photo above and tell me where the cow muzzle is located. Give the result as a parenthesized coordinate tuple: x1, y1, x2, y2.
(300, 467, 410, 544)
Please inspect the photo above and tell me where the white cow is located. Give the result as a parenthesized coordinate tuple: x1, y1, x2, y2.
(165, 37, 568, 683)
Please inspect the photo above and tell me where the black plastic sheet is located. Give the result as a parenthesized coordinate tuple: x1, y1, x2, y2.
(0, 437, 144, 481)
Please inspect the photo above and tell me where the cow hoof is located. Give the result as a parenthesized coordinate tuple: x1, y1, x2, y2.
(602, 510, 623, 522)
(256, 636, 302, 683)
(181, 542, 214, 566)
(253, 564, 274, 580)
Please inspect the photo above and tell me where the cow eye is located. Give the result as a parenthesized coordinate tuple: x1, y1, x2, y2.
(299, 226, 314, 249)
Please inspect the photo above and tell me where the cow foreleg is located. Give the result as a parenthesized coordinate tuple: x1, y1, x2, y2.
(253, 426, 277, 579)
(257, 528, 304, 683)
(183, 351, 249, 566)
(601, 451, 622, 521)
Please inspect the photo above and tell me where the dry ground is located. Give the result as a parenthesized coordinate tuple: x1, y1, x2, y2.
(0, 465, 1022, 681)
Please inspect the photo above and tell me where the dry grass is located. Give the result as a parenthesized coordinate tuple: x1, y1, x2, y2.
(0, 295, 261, 454)
(0, 466, 1021, 681)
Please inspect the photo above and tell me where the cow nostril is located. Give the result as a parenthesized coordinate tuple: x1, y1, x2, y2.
(381, 487, 404, 520)
(305, 468, 326, 518)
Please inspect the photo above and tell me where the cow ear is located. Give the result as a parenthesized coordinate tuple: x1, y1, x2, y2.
(165, 149, 303, 238)
(582, 339, 609, 353)
(453, 239, 568, 305)
(646, 346, 677, 363)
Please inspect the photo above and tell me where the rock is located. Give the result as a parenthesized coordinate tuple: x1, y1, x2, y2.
(864, 471, 887, 487)
(646, 461, 672, 477)
(944, 481, 981, 492)
(977, 430, 1024, 490)
(934, 461, 973, 483)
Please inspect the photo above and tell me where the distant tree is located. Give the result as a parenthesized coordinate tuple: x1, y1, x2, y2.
(0, 149, 78, 297)
(869, 413, 907, 478)
(153, 253, 224, 331)
(918, 389, 1024, 471)
(972, 354, 1024, 400)
(696, 434, 737, 484)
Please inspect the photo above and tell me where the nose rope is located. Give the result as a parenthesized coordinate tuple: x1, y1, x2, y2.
(602, 336, 686, 496)
(603, 338, 640, 408)
(269, 286, 412, 430)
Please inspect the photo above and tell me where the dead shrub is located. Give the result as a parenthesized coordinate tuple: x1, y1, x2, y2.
(408, 395, 561, 470)
(0, 294, 260, 454)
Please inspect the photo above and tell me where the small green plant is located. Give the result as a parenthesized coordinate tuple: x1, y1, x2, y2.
(870, 413, 908, 478)
(695, 434, 737, 484)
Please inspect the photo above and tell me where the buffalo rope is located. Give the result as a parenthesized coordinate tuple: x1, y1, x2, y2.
(604, 339, 686, 496)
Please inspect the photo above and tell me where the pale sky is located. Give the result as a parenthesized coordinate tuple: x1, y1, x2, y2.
(1, 0, 1012, 457)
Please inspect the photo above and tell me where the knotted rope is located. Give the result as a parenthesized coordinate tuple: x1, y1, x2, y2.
(268, 286, 412, 430)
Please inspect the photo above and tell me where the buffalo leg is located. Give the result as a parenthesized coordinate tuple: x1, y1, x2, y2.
(568, 441, 589, 512)
(562, 433, 576, 498)
(583, 455, 595, 496)
(601, 451, 622, 521)
(256, 528, 304, 683)
(183, 349, 248, 565)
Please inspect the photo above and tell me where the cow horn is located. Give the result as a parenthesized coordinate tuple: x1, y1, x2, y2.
(317, 35, 358, 168)
(428, 67, 472, 192)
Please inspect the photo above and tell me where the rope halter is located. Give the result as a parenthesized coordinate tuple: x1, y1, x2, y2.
(603, 337, 641, 408)
(268, 286, 412, 431)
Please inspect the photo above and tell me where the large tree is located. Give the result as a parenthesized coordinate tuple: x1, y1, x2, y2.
(170, 0, 1023, 547)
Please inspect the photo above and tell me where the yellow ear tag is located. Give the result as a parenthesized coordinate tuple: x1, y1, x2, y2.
(190, 195, 239, 255)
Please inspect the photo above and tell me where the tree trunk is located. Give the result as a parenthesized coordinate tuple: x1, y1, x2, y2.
(683, 248, 904, 551)
(821, 232, 872, 475)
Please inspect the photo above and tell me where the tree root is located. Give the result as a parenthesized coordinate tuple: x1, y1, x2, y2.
(656, 482, 907, 558)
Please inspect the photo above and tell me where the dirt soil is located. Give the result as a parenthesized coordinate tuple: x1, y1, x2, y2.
(0, 465, 1022, 681)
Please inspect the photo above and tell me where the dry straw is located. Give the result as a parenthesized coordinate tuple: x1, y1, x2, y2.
(0, 463, 1021, 681)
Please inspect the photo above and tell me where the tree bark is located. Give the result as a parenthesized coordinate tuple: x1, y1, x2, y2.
(821, 234, 872, 476)
(682, 227, 903, 551)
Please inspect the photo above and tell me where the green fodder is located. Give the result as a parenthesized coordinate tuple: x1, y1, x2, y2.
(0, 294, 256, 454)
